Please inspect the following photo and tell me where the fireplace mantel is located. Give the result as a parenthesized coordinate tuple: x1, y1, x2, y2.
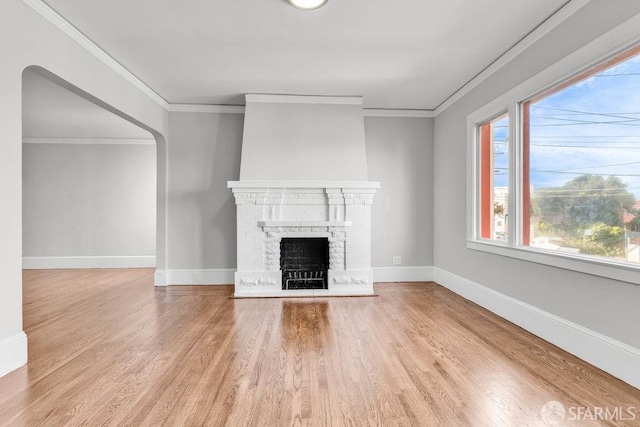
(228, 181, 379, 297)
(258, 220, 352, 228)
(227, 180, 380, 189)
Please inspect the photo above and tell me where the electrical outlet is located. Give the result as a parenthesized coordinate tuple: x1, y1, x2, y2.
(192, 273, 200, 283)
(392, 256, 402, 265)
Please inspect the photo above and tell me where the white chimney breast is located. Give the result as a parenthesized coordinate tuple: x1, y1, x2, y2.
(239, 94, 368, 181)
(229, 94, 379, 298)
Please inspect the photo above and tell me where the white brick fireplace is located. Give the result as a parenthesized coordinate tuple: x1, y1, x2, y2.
(229, 94, 379, 297)
(228, 181, 378, 297)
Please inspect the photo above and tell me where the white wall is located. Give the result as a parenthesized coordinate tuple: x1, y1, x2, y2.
(167, 112, 244, 270)
(0, 0, 168, 377)
(365, 117, 433, 268)
(434, 0, 640, 351)
(240, 100, 368, 181)
(22, 142, 156, 265)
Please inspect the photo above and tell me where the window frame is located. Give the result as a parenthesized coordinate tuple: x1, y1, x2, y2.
(470, 110, 512, 245)
(466, 17, 640, 285)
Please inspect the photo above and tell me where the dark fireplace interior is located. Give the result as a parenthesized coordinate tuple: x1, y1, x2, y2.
(280, 238, 329, 290)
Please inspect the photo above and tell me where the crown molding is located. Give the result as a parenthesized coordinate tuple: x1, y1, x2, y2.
(169, 103, 433, 117)
(363, 109, 434, 118)
(22, 0, 590, 118)
(22, 137, 156, 145)
(245, 94, 363, 105)
(21, 0, 170, 110)
(434, 0, 591, 116)
(169, 104, 246, 114)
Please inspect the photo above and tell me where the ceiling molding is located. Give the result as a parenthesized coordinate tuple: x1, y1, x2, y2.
(434, 0, 591, 116)
(168, 103, 434, 118)
(169, 104, 246, 114)
(245, 94, 363, 105)
(22, 0, 588, 117)
(363, 109, 434, 118)
(21, 0, 170, 110)
(23, 137, 156, 145)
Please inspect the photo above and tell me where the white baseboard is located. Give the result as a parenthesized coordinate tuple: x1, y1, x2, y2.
(0, 332, 27, 378)
(433, 267, 640, 390)
(155, 267, 434, 287)
(154, 268, 235, 286)
(155, 269, 167, 286)
(23, 256, 156, 269)
(373, 266, 433, 283)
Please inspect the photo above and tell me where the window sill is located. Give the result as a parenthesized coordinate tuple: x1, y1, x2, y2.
(467, 240, 640, 286)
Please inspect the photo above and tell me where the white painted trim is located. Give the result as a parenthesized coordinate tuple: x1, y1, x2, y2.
(434, 0, 591, 116)
(245, 94, 363, 105)
(160, 269, 235, 286)
(0, 332, 28, 378)
(20, 0, 170, 110)
(161, 268, 434, 287)
(234, 288, 375, 298)
(168, 104, 435, 118)
(23, 137, 156, 145)
(22, 256, 156, 269)
(169, 104, 246, 114)
(154, 269, 167, 287)
(467, 241, 640, 286)
(433, 267, 640, 389)
(228, 180, 380, 189)
(373, 266, 434, 283)
(363, 109, 435, 118)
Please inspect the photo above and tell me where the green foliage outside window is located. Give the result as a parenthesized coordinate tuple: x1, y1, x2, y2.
(532, 174, 636, 258)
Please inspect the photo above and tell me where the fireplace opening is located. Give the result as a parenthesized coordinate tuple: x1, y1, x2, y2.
(280, 238, 329, 290)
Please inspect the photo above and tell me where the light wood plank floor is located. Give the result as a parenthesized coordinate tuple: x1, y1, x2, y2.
(0, 269, 638, 426)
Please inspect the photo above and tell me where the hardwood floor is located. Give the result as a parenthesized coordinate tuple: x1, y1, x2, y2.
(0, 270, 638, 426)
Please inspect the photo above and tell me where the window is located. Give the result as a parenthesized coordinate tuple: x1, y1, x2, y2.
(523, 44, 640, 264)
(478, 114, 509, 241)
(468, 32, 640, 283)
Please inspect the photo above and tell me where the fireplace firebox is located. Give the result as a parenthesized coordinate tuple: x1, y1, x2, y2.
(280, 238, 329, 290)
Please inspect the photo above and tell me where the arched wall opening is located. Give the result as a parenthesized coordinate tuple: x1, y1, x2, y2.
(21, 66, 168, 275)
(22, 67, 162, 270)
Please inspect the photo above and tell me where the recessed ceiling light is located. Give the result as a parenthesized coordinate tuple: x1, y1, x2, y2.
(288, 0, 328, 10)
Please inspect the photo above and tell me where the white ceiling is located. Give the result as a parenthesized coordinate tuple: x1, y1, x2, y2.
(41, 0, 569, 110)
(23, 69, 152, 139)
